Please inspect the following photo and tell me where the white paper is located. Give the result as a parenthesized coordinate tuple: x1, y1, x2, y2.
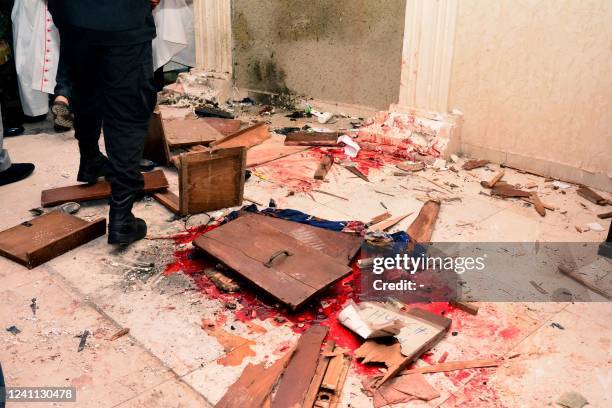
(337, 135, 361, 158)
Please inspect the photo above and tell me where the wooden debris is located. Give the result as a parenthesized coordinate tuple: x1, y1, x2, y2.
(316, 352, 350, 408)
(144, 107, 170, 165)
(577, 186, 607, 205)
(211, 122, 270, 150)
(193, 216, 352, 309)
(314, 154, 334, 180)
(284, 131, 342, 146)
(246, 137, 310, 168)
(462, 159, 489, 170)
(407, 200, 441, 243)
(152, 190, 180, 214)
(480, 171, 504, 188)
(0, 211, 106, 269)
(344, 165, 369, 182)
(215, 348, 295, 408)
(396, 162, 425, 172)
(41, 170, 168, 207)
(204, 268, 240, 292)
(438, 352, 449, 363)
(399, 358, 501, 376)
(491, 183, 531, 198)
(163, 117, 224, 147)
(367, 212, 391, 226)
(303, 341, 335, 408)
(530, 280, 548, 295)
(312, 189, 349, 201)
(449, 299, 479, 315)
(271, 326, 328, 408)
(597, 211, 612, 219)
(109, 328, 130, 341)
(369, 213, 412, 232)
(202, 118, 242, 136)
(558, 264, 611, 300)
(530, 192, 546, 216)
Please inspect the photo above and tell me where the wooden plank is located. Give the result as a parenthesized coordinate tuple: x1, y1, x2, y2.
(480, 171, 504, 188)
(163, 117, 224, 147)
(369, 213, 412, 232)
(303, 341, 335, 408)
(193, 216, 352, 309)
(491, 183, 531, 198)
(284, 131, 342, 147)
(215, 348, 295, 408)
(211, 122, 270, 150)
(202, 118, 242, 136)
(449, 299, 479, 315)
(144, 108, 170, 165)
(597, 211, 612, 219)
(558, 264, 611, 300)
(0, 212, 106, 269)
(367, 212, 391, 226)
(344, 165, 369, 182)
(41, 170, 169, 207)
(320, 352, 344, 391)
(239, 213, 361, 265)
(407, 200, 440, 243)
(399, 358, 501, 376)
(152, 190, 180, 214)
(577, 186, 607, 205)
(314, 155, 334, 180)
(271, 325, 328, 408)
(462, 159, 489, 170)
(530, 192, 546, 217)
(246, 136, 310, 167)
(179, 147, 246, 215)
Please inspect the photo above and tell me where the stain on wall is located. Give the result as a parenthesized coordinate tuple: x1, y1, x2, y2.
(232, 0, 407, 109)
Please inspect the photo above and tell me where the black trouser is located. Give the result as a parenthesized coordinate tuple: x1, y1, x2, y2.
(66, 34, 156, 203)
(53, 28, 72, 100)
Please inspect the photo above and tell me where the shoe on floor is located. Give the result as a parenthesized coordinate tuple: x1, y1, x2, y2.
(3, 126, 25, 137)
(51, 101, 73, 132)
(0, 163, 35, 186)
(108, 196, 147, 245)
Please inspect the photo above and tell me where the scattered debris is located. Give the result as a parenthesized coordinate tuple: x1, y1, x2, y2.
(552, 181, 571, 189)
(397, 162, 425, 172)
(407, 200, 441, 243)
(480, 171, 504, 188)
(530, 192, 546, 217)
(284, 131, 342, 147)
(194, 105, 234, 119)
(399, 358, 501, 375)
(338, 134, 361, 158)
(556, 391, 589, 408)
(577, 186, 607, 205)
(462, 159, 489, 170)
(314, 154, 334, 180)
(449, 299, 479, 315)
(76, 330, 90, 352)
(597, 211, 612, 219)
(210, 122, 270, 150)
(6, 325, 21, 335)
(58, 202, 81, 214)
(586, 222, 605, 232)
(530, 281, 548, 295)
(29, 207, 45, 216)
(367, 212, 391, 226)
(368, 213, 412, 232)
(344, 165, 370, 182)
(550, 322, 565, 330)
(491, 183, 531, 198)
(312, 189, 349, 201)
(558, 264, 611, 299)
(30, 298, 38, 315)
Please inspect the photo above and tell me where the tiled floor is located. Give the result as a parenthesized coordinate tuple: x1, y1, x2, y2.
(0, 113, 610, 407)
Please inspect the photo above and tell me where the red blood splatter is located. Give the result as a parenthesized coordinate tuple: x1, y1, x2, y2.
(499, 325, 520, 340)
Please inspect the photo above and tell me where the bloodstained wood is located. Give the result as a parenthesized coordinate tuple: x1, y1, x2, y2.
(407, 200, 441, 243)
(193, 216, 351, 309)
(211, 122, 270, 150)
(0, 211, 106, 269)
(314, 154, 334, 180)
(462, 159, 489, 170)
(271, 325, 328, 408)
(284, 131, 342, 146)
(344, 165, 369, 182)
(577, 186, 607, 205)
(41, 170, 168, 207)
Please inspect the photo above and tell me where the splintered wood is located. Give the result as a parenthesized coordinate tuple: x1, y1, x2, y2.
(211, 122, 270, 150)
(314, 154, 334, 180)
(407, 200, 440, 243)
(163, 116, 224, 147)
(577, 186, 608, 205)
(284, 131, 342, 147)
(0, 211, 106, 268)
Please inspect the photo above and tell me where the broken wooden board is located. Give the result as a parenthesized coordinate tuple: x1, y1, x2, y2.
(530, 192, 546, 217)
(0, 211, 106, 269)
(399, 358, 501, 376)
(480, 171, 504, 188)
(144, 107, 170, 165)
(193, 216, 352, 309)
(577, 186, 607, 205)
(303, 341, 335, 408)
(490, 183, 531, 198)
(238, 212, 362, 265)
(215, 348, 295, 408)
(179, 147, 246, 215)
(462, 159, 489, 170)
(163, 116, 224, 148)
(369, 213, 412, 232)
(396, 162, 425, 172)
(284, 131, 342, 146)
(202, 118, 242, 136)
(246, 136, 310, 167)
(211, 122, 270, 150)
(558, 264, 611, 300)
(271, 325, 328, 408)
(41, 170, 169, 207)
(316, 352, 351, 408)
(449, 299, 479, 315)
(407, 200, 440, 243)
(367, 212, 391, 226)
(152, 190, 180, 214)
(314, 154, 334, 180)
(364, 372, 439, 407)
(344, 165, 369, 182)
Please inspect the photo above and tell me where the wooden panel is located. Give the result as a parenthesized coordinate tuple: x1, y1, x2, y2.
(144, 108, 170, 165)
(152, 190, 180, 214)
(239, 213, 361, 265)
(246, 136, 310, 167)
(179, 147, 246, 215)
(271, 325, 328, 408)
(303, 341, 335, 408)
(193, 216, 351, 309)
(41, 170, 169, 207)
(284, 131, 342, 146)
(163, 117, 224, 147)
(407, 200, 440, 243)
(202, 118, 242, 135)
(314, 154, 334, 180)
(0, 212, 106, 269)
(211, 122, 270, 150)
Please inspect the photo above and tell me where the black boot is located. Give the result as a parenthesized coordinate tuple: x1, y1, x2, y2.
(0, 163, 35, 186)
(77, 154, 110, 184)
(107, 196, 147, 245)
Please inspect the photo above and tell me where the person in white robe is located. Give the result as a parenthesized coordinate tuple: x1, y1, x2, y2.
(152, 0, 194, 73)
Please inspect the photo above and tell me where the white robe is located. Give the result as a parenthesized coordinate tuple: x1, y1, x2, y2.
(12, 0, 60, 117)
(152, 0, 194, 70)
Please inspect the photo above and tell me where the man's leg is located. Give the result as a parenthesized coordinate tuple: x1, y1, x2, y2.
(102, 41, 156, 244)
(0, 102, 35, 186)
(0, 108, 11, 172)
(64, 30, 107, 184)
(51, 29, 74, 132)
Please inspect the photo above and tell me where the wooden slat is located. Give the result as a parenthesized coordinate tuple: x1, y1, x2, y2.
(577, 186, 607, 205)
(369, 213, 412, 232)
(530, 192, 546, 217)
(202, 118, 242, 136)
(163, 117, 224, 147)
(246, 137, 310, 167)
(0, 212, 106, 269)
(491, 183, 531, 198)
(314, 155, 334, 180)
(399, 358, 501, 376)
(152, 190, 180, 214)
(211, 122, 270, 150)
(303, 341, 335, 408)
(406, 200, 440, 243)
(271, 326, 328, 408)
(284, 131, 342, 147)
(41, 170, 169, 207)
(193, 216, 351, 309)
(179, 147, 246, 215)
